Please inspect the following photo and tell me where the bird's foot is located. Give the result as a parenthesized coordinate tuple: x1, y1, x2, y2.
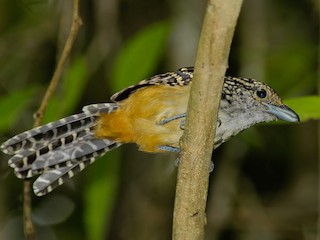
(179, 118, 185, 130)
(159, 145, 214, 172)
(158, 145, 180, 153)
(159, 113, 186, 125)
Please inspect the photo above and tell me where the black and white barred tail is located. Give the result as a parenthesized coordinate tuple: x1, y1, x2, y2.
(1, 103, 122, 196)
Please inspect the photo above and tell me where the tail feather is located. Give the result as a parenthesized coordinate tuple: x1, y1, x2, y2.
(1, 103, 119, 155)
(24, 138, 119, 177)
(14, 138, 122, 179)
(1, 102, 122, 196)
(33, 141, 122, 196)
(8, 127, 93, 169)
(33, 165, 81, 196)
(1, 112, 97, 155)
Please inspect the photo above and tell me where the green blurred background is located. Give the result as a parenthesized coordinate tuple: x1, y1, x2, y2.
(0, 0, 319, 239)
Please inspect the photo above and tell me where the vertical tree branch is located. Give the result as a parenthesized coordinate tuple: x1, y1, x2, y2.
(172, 0, 243, 239)
(317, 33, 320, 240)
(23, 1, 82, 239)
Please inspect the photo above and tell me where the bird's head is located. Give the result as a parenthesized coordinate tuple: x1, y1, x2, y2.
(220, 77, 299, 126)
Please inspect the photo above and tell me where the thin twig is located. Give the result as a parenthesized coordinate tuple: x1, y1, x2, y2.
(23, 1, 82, 239)
(172, 0, 243, 239)
(33, 0, 83, 127)
(23, 180, 34, 240)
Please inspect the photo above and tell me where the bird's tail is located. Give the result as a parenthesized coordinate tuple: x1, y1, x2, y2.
(1, 103, 122, 196)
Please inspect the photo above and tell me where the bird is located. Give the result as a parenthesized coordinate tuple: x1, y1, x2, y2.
(0, 67, 299, 196)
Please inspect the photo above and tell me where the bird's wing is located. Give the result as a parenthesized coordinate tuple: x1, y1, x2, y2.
(110, 67, 194, 102)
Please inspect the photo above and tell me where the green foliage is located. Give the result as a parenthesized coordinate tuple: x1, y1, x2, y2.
(267, 45, 317, 96)
(284, 96, 320, 122)
(0, 87, 36, 132)
(111, 21, 170, 91)
(42, 56, 89, 123)
(84, 150, 121, 240)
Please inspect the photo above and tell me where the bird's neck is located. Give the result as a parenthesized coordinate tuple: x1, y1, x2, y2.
(214, 99, 276, 148)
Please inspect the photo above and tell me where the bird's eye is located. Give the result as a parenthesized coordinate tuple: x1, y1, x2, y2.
(256, 89, 267, 98)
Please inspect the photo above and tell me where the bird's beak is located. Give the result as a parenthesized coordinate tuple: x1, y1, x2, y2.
(263, 103, 300, 122)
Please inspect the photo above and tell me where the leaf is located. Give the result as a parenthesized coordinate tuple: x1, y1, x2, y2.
(83, 149, 121, 240)
(267, 44, 317, 96)
(284, 96, 320, 122)
(0, 87, 36, 132)
(111, 21, 170, 91)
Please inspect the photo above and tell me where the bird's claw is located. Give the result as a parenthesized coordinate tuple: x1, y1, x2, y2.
(159, 145, 180, 153)
(179, 119, 185, 130)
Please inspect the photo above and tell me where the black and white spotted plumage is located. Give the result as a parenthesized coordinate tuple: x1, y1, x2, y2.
(1, 103, 120, 196)
(1, 67, 299, 196)
(110, 67, 193, 102)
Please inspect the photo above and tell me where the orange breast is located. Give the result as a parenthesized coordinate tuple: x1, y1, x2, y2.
(94, 85, 190, 153)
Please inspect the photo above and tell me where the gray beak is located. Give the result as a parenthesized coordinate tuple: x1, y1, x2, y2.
(263, 103, 300, 122)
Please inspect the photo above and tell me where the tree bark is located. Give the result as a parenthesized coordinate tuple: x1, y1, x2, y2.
(172, 0, 243, 239)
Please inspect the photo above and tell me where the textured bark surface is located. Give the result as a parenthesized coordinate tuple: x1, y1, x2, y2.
(172, 0, 243, 239)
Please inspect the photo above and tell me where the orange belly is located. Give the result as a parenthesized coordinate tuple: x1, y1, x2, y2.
(94, 85, 190, 153)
